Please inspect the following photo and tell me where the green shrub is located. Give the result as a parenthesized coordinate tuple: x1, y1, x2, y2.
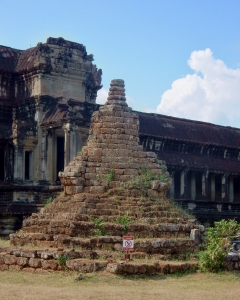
(96, 168, 115, 190)
(116, 212, 131, 232)
(92, 217, 106, 236)
(124, 165, 170, 190)
(56, 255, 68, 266)
(199, 219, 240, 272)
(106, 168, 115, 189)
(44, 197, 52, 208)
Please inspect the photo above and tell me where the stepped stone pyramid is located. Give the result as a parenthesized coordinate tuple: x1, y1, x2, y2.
(7, 80, 203, 275)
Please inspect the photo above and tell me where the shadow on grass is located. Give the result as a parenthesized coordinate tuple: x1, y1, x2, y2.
(116, 269, 197, 281)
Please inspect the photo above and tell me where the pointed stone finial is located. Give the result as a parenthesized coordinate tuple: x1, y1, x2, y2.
(106, 79, 128, 106)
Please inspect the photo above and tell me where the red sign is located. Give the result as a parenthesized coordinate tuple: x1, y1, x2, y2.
(123, 236, 134, 251)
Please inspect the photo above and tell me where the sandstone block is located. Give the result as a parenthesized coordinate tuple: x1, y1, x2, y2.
(127, 140, 138, 146)
(0, 264, 8, 270)
(17, 257, 29, 267)
(88, 148, 102, 157)
(110, 79, 125, 86)
(0, 253, 5, 264)
(146, 152, 157, 158)
(4, 255, 17, 265)
(65, 186, 77, 195)
(133, 152, 147, 158)
(85, 173, 97, 180)
(115, 128, 125, 135)
(150, 169, 162, 175)
(95, 168, 110, 174)
(190, 229, 201, 245)
(120, 175, 132, 182)
(41, 259, 58, 270)
(113, 243, 122, 251)
(9, 265, 23, 271)
(83, 187, 90, 193)
(22, 267, 36, 273)
(108, 95, 126, 101)
(102, 149, 115, 157)
(124, 169, 138, 176)
(90, 186, 105, 194)
(86, 167, 96, 173)
(40, 252, 54, 260)
(29, 258, 42, 268)
(88, 156, 102, 163)
(108, 143, 119, 149)
(92, 128, 101, 135)
(114, 169, 124, 175)
(101, 128, 116, 134)
(108, 181, 119, 188)
(108, 90, 125, 96)
(113, 122, 123, 128)
(116, 149, 131, 157)
(116, 142, 128, 149)
(85, 179, 94, 186)
(99, 110, 113, 116)
(151, 180, 161, 190)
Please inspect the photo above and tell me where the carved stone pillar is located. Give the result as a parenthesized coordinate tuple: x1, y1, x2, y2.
(191, 173, 196, 200)
(63, 123, 77, 167)
(221, 174, 228, 201)
(35, 100, 44, 182)
(41, 131, 47, 180)
(69, 124, 77, 162)
(170, 173, 175, 199)
(63, 123, 70, 167)
(46, 129, 55, 183)
(202, 172, 209, 199)
(210, 174, 215, 201)
(180, 169, 188, 198)
(229, 176, 234, 202)
(13, 147, 24, 182)
(4, 144, 13, 183)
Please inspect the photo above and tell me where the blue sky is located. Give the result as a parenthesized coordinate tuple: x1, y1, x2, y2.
(1, 0, 240, 126)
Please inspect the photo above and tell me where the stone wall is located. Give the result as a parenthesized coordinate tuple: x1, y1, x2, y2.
(0, 247, 198, 275)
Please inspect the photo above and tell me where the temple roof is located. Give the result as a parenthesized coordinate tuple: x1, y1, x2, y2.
(138, 112, 240, 149)
(0, 45, 22, 72)
(16, 47, 38, 72)
(158, 151, 240, 174)
(42, 104, 68, 125)
(0, 37, 90, 74)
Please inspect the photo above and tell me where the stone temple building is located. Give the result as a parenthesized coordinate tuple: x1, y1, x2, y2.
(1, 37, 240, 234)
(0, 37, 101, 233)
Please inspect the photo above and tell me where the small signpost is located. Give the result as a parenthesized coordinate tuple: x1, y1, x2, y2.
(123, 236, 134, 261)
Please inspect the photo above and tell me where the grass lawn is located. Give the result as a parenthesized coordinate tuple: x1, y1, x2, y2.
(0, 270, 240, 300)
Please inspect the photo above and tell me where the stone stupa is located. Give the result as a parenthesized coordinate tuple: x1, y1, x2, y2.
(7, 80, 202, 275)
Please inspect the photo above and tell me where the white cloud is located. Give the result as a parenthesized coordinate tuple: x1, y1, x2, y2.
(96, 88, 108, 105)
(157, 49, 240, 127)
(96, 88, 135, 107)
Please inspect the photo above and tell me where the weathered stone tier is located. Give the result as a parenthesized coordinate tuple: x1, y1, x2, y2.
(10, 191, 203, 259)
(0, 246, 198, 274)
